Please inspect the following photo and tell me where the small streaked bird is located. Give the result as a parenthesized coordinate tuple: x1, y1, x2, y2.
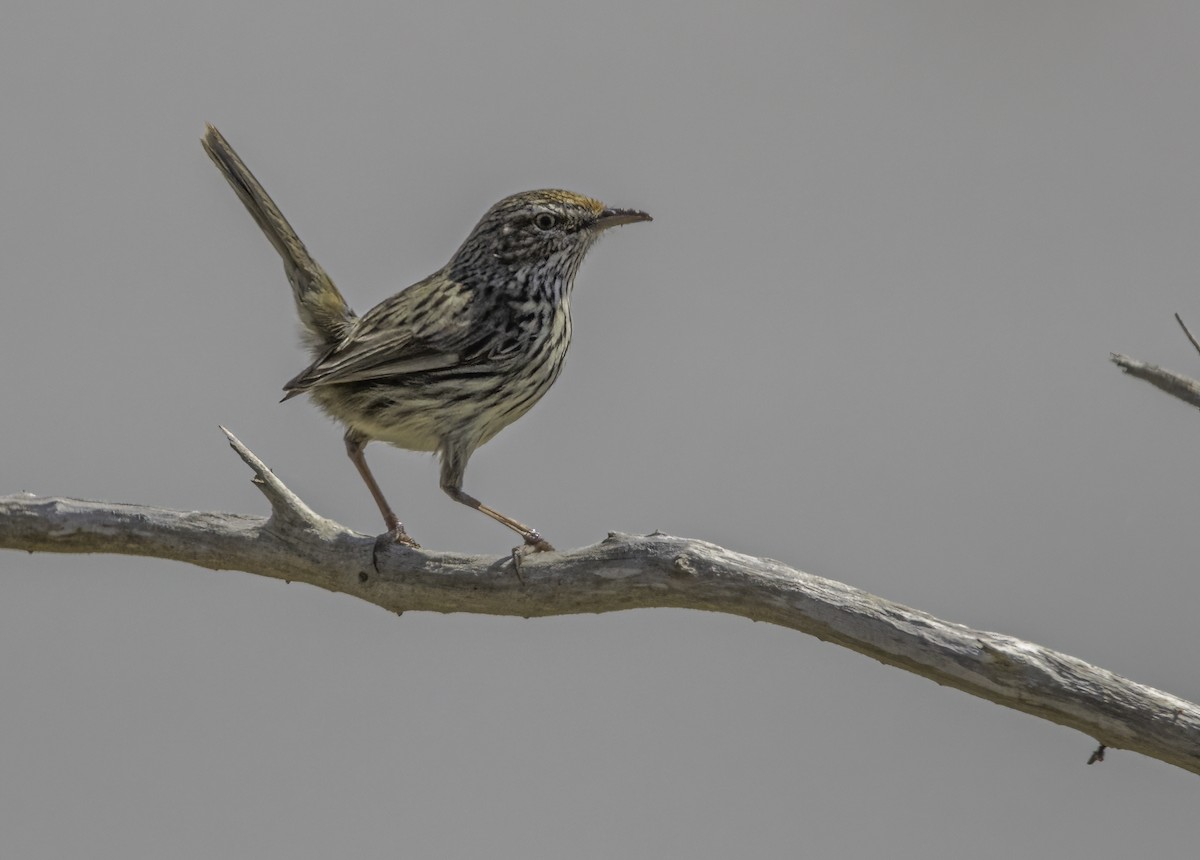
(202, 125, 650, 560)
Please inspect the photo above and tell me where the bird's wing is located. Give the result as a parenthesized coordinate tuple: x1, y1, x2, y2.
(282, 273, 491, 394)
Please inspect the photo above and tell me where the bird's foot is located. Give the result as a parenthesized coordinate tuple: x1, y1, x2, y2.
(370, 526, 420, 574)
(378, 513, 421, 548)
(509, 532, 554, 582)
(387, 526, 421, 549)
(391, 527, 420, 546)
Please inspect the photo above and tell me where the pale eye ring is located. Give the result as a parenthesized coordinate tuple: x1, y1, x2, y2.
(533, 212, 558, 231)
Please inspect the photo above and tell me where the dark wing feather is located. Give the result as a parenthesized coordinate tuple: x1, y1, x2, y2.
(282, 271, 489, 394)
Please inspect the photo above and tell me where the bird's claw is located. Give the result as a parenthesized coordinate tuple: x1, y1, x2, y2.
(509, 533, 554, 582)
(524, 532, 555, 553)
(388, 527, 421, 549)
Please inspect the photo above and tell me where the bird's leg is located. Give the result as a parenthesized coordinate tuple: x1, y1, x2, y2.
(439, 451, 554, 568)
(442, 484, 555, 551)
(345, 430, 420, 547)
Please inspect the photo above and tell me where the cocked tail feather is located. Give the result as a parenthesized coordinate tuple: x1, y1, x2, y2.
(202, 124, 354, 347)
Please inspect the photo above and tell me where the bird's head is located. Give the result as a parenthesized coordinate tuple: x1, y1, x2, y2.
(450, 189, 651, 278)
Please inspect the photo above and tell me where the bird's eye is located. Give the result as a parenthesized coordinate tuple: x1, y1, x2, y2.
(533, 212, 558, 231)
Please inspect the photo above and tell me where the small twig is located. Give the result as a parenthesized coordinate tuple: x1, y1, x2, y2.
(1175, 313, 1200, 359)
(219, 425, 348, 537)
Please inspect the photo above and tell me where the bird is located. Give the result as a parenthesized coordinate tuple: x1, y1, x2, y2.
(201, 125, 650, 561)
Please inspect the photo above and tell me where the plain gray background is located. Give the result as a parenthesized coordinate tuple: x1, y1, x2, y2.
(3, 2, 1199, 856)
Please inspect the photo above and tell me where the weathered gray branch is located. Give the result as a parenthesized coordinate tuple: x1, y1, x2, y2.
(1112, 314, 1200, 410)
(3, 428, 1198, 776)
(1112, 353, 1200, 410)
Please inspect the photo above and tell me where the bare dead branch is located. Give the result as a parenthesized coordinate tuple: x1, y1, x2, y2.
(1111, 353, 1200, 410)
(3, 430, 1199, 776)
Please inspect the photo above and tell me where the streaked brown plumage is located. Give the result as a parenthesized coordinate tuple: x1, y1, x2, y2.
(202, 125, 650, 558)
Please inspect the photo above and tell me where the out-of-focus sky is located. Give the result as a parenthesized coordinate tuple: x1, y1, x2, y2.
(3, 2, 1199, 856)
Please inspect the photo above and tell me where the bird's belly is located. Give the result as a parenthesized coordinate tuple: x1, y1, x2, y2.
(302, 361, 562, 453)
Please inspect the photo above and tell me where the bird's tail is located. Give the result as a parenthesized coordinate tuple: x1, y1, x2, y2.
(202, 124, 354, 348)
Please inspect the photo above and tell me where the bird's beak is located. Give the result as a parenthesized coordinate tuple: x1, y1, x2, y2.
(594, 207, 652, 230)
